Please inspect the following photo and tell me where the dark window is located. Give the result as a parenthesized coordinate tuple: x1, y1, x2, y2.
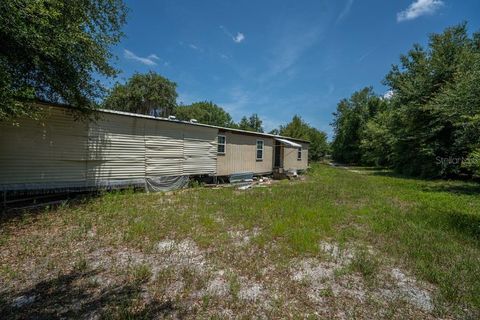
(256, 140, 264, 160)
(218, 135, 226, 154)
(297, 147, 302, 160)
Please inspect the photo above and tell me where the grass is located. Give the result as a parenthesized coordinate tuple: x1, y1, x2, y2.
(349, 249, 379, 284)
(131, 264, 152, 284)
(1, 163, 479, 318)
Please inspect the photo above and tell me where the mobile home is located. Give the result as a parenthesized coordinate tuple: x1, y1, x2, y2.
(215, 129, 308, 177)
(0, 103, 309, 194)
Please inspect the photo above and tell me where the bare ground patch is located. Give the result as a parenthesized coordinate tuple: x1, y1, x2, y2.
(0, 228, 448, 320)
(291, 240, 438, 319)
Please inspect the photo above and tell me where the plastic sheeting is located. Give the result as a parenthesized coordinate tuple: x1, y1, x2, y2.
(145, 175, 189, 192)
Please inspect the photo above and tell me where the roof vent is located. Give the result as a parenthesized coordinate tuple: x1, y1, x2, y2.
(190, 119, 198, 123)
(168, 115, 177, 121)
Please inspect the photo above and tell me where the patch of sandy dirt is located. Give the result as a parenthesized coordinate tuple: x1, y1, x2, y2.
(291, 241, 434, 316)
(380, 268, 434, 312)
(291, 240, 437, 317)
(238, 280, 265, 302)
(88, 238, 208, 278)
(205, 271, 229, 297)
(2, 232, 441, 319)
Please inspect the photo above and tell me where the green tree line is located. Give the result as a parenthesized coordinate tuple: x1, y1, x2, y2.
(331, 24, 480, 178)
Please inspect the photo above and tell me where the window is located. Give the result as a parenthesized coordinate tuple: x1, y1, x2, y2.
(217, 135, 226, 154)
(256, 140, 264, 160)
(297, 147, 302, 160)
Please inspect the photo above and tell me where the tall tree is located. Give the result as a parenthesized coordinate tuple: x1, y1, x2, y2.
(279, 115, 310, 139)
(360, 108, 395, 166)
(279, 115, 329, 161)
(0, 0, 127, 121)
(238, 113, 264, 132)
(103, 72, 177, 116)
(331, 87, 384, 164)
(175, 101, 235, 127)
(331, 23, 480, 178)
(384, 23, 480, 177)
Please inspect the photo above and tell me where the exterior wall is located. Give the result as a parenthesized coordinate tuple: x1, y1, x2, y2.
(144, 119, 184, 177)
(88, 112, 146, 187)
(216, 131, 274, 176)
(0, 106, 89, 191)
(182, 124, 218, 175)
(0, 105, 217, 192)
(282, 142, 309, 171)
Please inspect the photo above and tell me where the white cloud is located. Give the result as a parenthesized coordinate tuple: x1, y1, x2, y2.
(260, 25, 321, 81)
(220, 26, 246, 44)
(397, 0, 444, 22)
(124, 49, 159, 66)
(357, 46, 378, 62)
(189, 44, 199, 50)
(233, 32, 245, 43)
(383, 90, 394, 100)
(336, 0, 354, 23)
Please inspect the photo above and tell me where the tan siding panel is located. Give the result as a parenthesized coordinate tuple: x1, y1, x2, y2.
(283, 142, 309, 171)
(216, 132, 273, 176)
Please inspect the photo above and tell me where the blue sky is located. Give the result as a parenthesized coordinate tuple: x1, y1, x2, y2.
(110, 0, 480, 136)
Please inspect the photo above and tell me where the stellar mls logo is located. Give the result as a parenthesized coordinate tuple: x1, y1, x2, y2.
(435, 156, 477, 166)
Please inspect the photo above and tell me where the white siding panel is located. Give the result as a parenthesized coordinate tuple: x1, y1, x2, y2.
(145, 121, 184, 177)
(0, 106, 88, 190)
(87, 114, 145, 187)
(183, 126, 217, 175)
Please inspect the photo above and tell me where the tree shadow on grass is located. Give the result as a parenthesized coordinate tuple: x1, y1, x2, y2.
(0, 269, 180, 319)
(0, 192, 101, 227)
(370, 170, 435, 182)
(445, 210, 480, 241)
(0, 187, 145, 228)
(371, 171, 480, 196)
(421, 184, 480, 196)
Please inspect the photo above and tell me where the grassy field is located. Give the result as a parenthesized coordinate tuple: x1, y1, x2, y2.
(1, 163, 479, 319)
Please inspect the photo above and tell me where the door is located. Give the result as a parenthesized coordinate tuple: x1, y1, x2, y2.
(274, 142, 283, 168)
